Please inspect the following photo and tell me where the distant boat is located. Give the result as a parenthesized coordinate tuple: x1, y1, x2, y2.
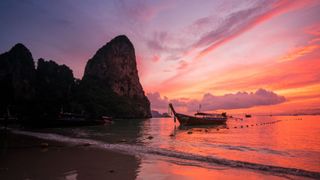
(245, 114, 252, 118)
(169, 103, 227, 126)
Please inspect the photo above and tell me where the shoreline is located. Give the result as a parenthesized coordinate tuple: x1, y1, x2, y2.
(0, 129, 140, 180)
(1, 122, 320, 180)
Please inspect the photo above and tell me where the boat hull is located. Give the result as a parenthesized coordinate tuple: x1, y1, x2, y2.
(175, 113, 227, 126)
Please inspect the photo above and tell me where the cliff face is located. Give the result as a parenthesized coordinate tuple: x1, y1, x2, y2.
(81, 35, 151, 118)
(0, 35, 151, 120)
(0, 44, 77, 119)
(0, 43, 36, 116)
(35, 58, 76, 117)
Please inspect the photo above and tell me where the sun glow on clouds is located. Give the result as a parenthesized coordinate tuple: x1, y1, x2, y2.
(142, 0, 320, 114)
(279, 45, 319, 62)
(147, 89, 286, 114)
(0, 0, 319, 114)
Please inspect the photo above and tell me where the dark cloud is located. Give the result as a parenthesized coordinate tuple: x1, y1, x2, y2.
(148, 89, 286, 112)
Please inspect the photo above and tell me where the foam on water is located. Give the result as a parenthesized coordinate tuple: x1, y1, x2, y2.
(12, 129, 320, 179)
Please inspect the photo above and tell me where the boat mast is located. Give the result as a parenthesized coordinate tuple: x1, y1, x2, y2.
(198, 104, 202, 113)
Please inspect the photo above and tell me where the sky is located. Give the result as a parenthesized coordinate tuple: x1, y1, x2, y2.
(0, 0, 320, 115)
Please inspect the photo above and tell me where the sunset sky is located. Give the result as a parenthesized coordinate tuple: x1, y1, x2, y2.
(1, 0, 319, 115)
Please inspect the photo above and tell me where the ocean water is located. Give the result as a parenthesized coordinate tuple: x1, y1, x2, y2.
(12, 115, 320, 179)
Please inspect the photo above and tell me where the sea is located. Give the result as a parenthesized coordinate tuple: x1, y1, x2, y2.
(10, 115, 320, 179)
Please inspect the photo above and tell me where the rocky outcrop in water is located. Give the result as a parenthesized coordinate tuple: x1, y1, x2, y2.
(151, 110, 171, 118)
(81, 35, 151, 118)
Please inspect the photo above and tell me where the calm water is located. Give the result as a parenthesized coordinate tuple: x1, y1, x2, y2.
(12, 115, 320, 179)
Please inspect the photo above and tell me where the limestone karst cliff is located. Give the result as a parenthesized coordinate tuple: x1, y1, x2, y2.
(0, 35, 151, 121)
(80, 35, 151, 118)
(0, 43, 36, 117)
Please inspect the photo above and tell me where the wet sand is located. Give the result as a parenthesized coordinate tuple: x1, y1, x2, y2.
(0, 130, 140, 180)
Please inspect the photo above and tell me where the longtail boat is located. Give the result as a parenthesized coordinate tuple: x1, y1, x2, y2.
(169, 103, 227, 126)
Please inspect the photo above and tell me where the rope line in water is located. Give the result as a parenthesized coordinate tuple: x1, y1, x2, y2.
(184, 118, 303, 133)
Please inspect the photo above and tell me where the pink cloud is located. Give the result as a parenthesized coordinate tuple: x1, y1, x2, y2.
(305, 24, 320, 36)
(191, 89, 286, 112)
(148, 89, 285, 112)
(146, 0, 316, 90)
(146, 92, 169, 109)
(151, 54, 160, 62)
(177, 60, 188, 70)
(194, 0, 315, 59)
(145, 0, 312, 62)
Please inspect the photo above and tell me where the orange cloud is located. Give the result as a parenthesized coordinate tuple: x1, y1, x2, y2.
(155, 54, 320, 111)
(278, 44, 319, 62)
(211, 57, 320, 91)
(154, 0, 317, 93)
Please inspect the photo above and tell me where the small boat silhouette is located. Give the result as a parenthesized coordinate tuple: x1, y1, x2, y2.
(169, 103, 227, 126)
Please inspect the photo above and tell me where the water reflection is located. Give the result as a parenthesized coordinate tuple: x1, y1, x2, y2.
(176, 124, 227, 131)
(1, 115, 319, 179)
(138, 116, 320, 172)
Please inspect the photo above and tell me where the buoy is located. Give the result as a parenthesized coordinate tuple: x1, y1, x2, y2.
(240, 126, 243, 128)
(234, 126, 237, 128)
(246, 125, 249, 127)
(169, 134, 174, 137)
(216, 128, 219, 131)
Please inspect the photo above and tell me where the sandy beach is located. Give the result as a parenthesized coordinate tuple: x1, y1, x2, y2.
(0, 129, 140, 180)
